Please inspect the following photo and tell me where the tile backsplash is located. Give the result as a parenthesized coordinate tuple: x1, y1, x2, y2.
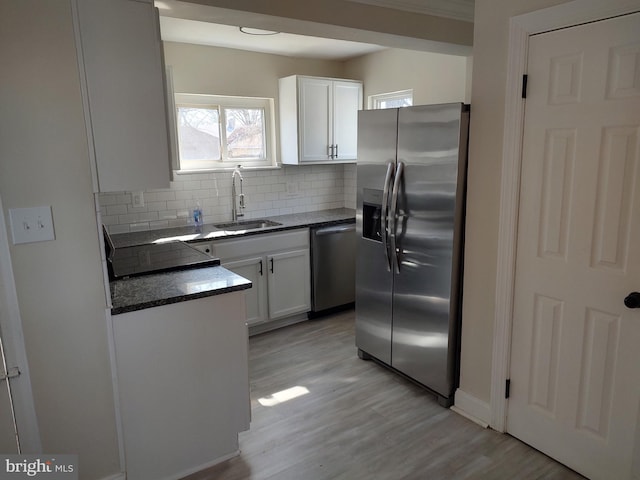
(100, 164, 357, 234)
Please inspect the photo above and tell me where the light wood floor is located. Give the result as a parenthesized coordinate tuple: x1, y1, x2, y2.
(184, 309, 584, 480)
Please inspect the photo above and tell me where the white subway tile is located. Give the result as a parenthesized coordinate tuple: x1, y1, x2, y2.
(101, 215, 119, 226)
(149, 220, 170, 229)
(166, 199, 186, 210)
(106, 204, 128, 216)
(118, 213, 139, 224)
(130, 222, 150, 232)
(139, 211, 159, 222)
(108, 224, 130, 234)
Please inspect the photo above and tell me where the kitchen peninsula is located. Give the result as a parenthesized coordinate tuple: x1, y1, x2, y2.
(108, 250, 252, 480)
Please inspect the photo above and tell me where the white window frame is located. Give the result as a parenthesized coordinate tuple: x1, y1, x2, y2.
(173, 93, 277, 172)
(368, 89, 413, 110)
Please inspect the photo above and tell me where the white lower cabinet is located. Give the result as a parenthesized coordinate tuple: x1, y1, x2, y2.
(111, 292, 250, 480)
(224, 256, 267, 325)
(209, 229, 311, 326)
(267, 249, 310, 319)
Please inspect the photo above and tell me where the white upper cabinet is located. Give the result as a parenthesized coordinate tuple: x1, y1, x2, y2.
(279, 75, 363, 164)
(73, 0, 171, 192)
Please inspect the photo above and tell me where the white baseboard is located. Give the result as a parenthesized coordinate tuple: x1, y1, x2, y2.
(99, 473, 126, 480)
(248, 313, 308, 336)
(452, 388, 491, 428)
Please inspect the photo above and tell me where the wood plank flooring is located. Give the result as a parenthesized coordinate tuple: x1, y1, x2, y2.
(183, 309, 584, 480)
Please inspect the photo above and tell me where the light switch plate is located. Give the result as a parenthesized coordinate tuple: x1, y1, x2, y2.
(9, 206, 56, 245)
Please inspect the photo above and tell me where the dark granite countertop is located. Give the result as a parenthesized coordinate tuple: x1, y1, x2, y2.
(110, 208, 356, 248)
(110, 265, 251, 315)
(108, 208, 354, 315)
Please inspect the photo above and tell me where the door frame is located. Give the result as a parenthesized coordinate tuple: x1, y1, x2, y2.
(490, 0, 640, 432)
(0, 195, 41, 452)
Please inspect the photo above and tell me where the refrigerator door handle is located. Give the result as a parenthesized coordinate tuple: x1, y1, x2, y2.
(390, 161, 404, 274)
(381, 161, 394, 271)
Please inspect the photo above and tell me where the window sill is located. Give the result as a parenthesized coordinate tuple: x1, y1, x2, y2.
(174, 164, 282, 175)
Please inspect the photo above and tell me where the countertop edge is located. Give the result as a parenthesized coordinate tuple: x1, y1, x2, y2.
(111, 282, 252, 315)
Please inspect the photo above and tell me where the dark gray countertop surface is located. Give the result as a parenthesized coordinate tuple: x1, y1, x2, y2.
(109, 208, 355, 315)
(110, 208, 356, 248)
(110, 265, 251, 315)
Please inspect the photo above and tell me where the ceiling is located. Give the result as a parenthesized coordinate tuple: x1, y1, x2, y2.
(156, 0, 474, 60)
(159, 17, 388, 60)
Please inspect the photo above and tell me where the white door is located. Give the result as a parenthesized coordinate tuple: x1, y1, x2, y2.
(223, 256, 267, 326)
(333, 81, 362, 161)
(298, 77, 332, 162)
(267, 249, 311, 319)
(509, 12, 640, 480)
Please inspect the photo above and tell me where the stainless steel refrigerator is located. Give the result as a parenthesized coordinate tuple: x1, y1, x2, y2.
(355, 103, 469, 407)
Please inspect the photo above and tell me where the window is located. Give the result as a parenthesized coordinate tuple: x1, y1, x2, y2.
(369, 89, 413, 110)
(174, 94, 276, 171)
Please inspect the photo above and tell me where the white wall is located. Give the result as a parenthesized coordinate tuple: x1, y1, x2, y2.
(99, 42, 471, 231)
(100, 42, 350, 232)
(459, 0, 583, 404)
(343, 48, 469, 107)
(0, 1, 120, 478)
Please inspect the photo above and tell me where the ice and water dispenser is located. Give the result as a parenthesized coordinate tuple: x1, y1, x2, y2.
(362, 188, 384, 242)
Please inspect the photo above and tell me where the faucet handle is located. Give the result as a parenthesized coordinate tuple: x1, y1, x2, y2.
(239, 193, 245, 209)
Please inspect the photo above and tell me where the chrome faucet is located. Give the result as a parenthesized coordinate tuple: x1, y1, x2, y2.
(231, 165, 245, 222)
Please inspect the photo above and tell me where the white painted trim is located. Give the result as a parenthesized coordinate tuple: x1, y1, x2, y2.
(105, 308, 127, 475)
(70, 0, 100, 194)
(0, 196, 42, 453)
(491, 0, 640, 434)
(93, 196, 125, 473)
(452, 389, 490, 428)
(490, 18, 528, 434)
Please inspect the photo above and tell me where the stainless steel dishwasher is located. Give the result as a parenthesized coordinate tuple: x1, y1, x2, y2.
(310, 223, 356, 316)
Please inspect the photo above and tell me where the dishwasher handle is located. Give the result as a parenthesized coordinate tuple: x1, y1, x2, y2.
(313, 224, 355, 236)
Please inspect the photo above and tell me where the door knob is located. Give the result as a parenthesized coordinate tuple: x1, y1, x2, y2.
(624, 292, 640, 309)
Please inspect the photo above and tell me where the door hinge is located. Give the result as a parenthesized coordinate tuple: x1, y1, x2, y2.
(505, 379, 511, 399)
(522, 75, 528, 99)
(0, 366, 20, 382)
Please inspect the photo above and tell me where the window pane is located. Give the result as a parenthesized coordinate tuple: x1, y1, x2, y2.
(225, 108, 265, 159)
(370, 90, 414, 110)
(176, 107, 221, 165)
(378, 97, 413, 109)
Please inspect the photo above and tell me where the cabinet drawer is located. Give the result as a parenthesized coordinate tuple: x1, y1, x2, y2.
(213, 229, 309, 260)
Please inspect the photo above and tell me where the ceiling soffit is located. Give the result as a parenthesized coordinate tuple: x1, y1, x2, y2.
(345, 0, 474, 23)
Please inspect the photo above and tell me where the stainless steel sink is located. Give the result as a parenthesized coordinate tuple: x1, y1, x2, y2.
(214, 219, 282, 232)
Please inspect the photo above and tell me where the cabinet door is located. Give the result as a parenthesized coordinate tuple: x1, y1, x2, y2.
(75, 0, 170, 192)
(298, 77, 332, 162)
(267, 249, 311, 319)
(332, 81, 362, 161)
(223, 257, 267, 325)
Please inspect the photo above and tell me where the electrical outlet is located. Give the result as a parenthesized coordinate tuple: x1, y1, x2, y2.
(132, 191, 145, 208)
(9, 206, 56, 245)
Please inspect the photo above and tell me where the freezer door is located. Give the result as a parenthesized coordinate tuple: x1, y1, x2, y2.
(390, 104, 468, 398)
(355, 108, 397, 365)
